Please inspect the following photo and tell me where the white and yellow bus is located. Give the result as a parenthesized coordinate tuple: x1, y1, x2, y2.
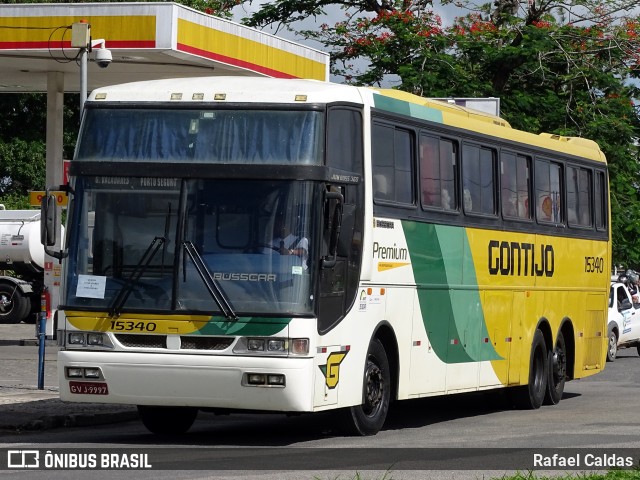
(51, 77, 610, 435)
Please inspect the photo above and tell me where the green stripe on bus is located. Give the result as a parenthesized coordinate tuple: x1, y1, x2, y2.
(402, 221, 501, 363)
(373, 95, 443, 123)
(198, 317, 289, 336)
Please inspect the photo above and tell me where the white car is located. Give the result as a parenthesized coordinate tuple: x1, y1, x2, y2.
(607, 282, 640, 361)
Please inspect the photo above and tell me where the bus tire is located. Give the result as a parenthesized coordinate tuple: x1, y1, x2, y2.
(137, 406, 198, 434)
(544, 331, 566, 405)
(512, 329, 547, 409)
(0, 283, 29, 324)
(340, 338, 390, 436)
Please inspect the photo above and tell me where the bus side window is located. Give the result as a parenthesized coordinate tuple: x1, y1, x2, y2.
(501, 152, 531, 220)
(421, 135, 458, 212)
(567, 165, 592, 227)
(535, 159, 563, 224)
(462, 143, 496, 215)
(372, 122, 414, 205)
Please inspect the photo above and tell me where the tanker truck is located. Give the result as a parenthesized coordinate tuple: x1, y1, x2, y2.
(0, 207, 49, 323)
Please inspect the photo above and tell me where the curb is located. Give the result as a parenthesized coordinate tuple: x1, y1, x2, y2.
(0, 339, 57, 347)
(1, 410, 139, 431)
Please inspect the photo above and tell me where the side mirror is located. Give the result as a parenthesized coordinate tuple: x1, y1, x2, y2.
(40, 194, 57, 247)
(40, 191, 68, 260)
(322, 190, 343, 269)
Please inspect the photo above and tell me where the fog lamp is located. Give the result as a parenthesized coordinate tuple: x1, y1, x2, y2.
(83, 368, 101, 379)
(247, 373, 266, 385)
(66, 367, 84, 378)
(267, 374, 285, 386)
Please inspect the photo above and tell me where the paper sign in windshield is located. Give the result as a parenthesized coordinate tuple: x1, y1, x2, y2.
(76, 274, 107, 299)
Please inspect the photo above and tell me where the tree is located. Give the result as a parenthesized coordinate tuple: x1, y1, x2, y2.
(2, 0, 640, 265)
(239, 0, 640, 267)
(0, 93, 79, 209)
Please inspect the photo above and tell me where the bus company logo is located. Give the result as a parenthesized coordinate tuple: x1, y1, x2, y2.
(7, 450, 39, 468)
(488, 240, 555, 277)
(319, 350, 349, 389)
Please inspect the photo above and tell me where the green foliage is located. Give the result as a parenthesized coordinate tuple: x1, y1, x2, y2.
(3, 0, 640, 265)
(0, 138, 45, 200)
(240, 0, 640, 267)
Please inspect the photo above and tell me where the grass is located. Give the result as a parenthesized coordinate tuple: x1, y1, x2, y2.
(313, 469, 640, 480)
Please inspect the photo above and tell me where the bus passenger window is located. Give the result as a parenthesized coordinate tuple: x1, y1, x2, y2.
(420, 135, 458, 211)
(372, 123, 414, 205)
(462, 144, 496, 215)
(535, 159, 563, 224)
(595, 171, 606, 230)
(420, 135, 440, 208)
(501, 152, 531, 220)
(567, 166, 592, 227)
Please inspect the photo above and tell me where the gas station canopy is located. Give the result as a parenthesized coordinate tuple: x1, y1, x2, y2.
(0, 4, 329, 339)
(0, 2, 329, 93)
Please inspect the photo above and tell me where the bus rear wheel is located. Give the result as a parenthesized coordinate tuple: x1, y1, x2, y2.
(137, 406, 198, 434)
(512, 329, 547, 409)
(340, 338, 390, 436)
(544, 331, 566, 405)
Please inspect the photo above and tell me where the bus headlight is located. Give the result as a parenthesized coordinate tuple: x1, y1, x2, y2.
(65, 332, 113, 349)
(87, 333, 104, 346)
(247, 338, 265, 351)
(234, 337, 309, 356)
(68, 333, 85, 345)
(267, 339, 286, 352)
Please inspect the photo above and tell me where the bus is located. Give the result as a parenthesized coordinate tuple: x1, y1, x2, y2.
(49, 77, 610, 436)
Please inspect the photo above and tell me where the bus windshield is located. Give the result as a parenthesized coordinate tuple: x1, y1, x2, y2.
(77, 108, 324, 165)
(64, 177, 316, 316)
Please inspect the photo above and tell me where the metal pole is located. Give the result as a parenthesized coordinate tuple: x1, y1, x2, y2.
(80, 47, 87, 112)
(37, 288, 48, 390)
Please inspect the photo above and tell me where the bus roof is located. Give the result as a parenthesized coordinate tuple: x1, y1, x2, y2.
(370, 88, 606, 164)
(88, 76, 606, 164)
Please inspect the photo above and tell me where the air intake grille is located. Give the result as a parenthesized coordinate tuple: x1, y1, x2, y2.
(180, 336, 234, 350)
(115, 334, 166, 349)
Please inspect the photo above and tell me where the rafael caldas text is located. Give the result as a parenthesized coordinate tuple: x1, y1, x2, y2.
(533, 453, 635, 468)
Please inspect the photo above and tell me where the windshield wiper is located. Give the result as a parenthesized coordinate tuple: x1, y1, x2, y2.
(108, 236, 166, 318)
(182, 241, 238, 321)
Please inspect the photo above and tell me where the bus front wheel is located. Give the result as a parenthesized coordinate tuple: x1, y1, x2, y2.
(512, 329, 548, 409)
(137, 406, 198, 434)
(340, 338, 390, 436)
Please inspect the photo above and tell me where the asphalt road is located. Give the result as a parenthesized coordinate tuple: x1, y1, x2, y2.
(0, 323, 639, 480)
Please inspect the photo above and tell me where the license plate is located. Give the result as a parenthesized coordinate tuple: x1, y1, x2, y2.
(69, 381, 109, 395)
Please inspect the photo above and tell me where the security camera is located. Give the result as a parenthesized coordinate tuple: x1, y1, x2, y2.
(94, 48, 112, 68)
